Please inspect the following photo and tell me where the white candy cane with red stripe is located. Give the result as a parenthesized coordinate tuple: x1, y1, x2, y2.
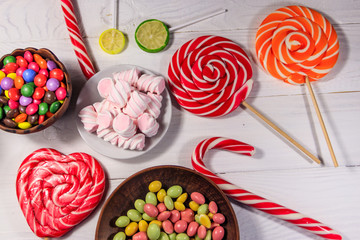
(61, 0, 96, 79)
(191, 137, 342, 240)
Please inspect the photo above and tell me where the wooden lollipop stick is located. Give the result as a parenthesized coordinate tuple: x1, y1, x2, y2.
(242, 101, 321, 164)
(305, 76, 338, 167)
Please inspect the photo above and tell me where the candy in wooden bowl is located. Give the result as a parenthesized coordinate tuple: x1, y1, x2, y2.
(95, 165, 239, 240)
(0, 47, 72, 134)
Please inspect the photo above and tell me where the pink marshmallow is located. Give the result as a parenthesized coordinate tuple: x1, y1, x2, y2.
(113, 112, 137, 138)
(113, 67, 141, 86)
(107, 80, 132, 108)
(123, 133, 145, 150)
(146, 92, 163, 119)
(137, 74, 165, 94)
(97, 77, 114, 98)
(78, 105, 98, 132)
(123, 91, 151, 118)
(137, 113, 159, 137)
(96, 110, 113, 132)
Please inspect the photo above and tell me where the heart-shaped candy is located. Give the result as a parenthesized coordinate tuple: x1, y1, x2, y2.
(16, 148, 105, 238)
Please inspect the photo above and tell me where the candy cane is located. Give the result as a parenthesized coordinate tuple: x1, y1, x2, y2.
(191, 137, 342, 240)
(60, 0, 96, 79)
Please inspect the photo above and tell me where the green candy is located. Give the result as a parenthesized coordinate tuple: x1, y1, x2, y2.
(169, 233, 177, 240)
(38, 102, 48, 115)
(142, 212, 156, 221)
(127, 209, 142, 222)
(147, 223, 161, 240)
(167, 185, 183, 198)
(197, 204, 209, 215)
(49, 101, 61, 113)
(3, 56, 16, 65)
(159, 232, 170, 240)
(0, 107, 4, 120)
(3, 105, 10, 115)
(115, 216, 130, 228)
(204, 230, 212, 240)
(113, 231, 126, 240)
(176, 233, 190, 240)
(195, 214, 200, 224)
(145, 192, 158, 205)
(164, 195, 174, 210)
(21, 84, 34, 97)
(134, 199, 146, 213)
(194, 235, 202, 240)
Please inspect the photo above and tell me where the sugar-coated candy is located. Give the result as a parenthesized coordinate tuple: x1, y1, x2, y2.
(134, 199, 146, 213)
(46, 78, 60, 91)
(50, 101, 61, 113)
(28, 62, 40, 72)
(3, 118, 17, 128)
(38, 102, 48, 115)
(20, 84, 34, 97)
(144, 203, 159, 218)
(19, 96, 32, 106)
(162, 220, 174, 234)
(113, 232, 126, 240)
(14, 113, 27, 123)
(23, 51, 33, 62)
(26, 103, 38, 115)
(191, 192, 205, 205)
(44, 91, 57, 104)
(50, 68, 64, 81)
(133, 231, 147, 240)
(34, 74, 47, 87)
(18, 121, 32, 129)
(8, 88, 20, 101)
(33, 87, 45, 100)
(147, 223, 161, 240)
(138, 220, 148, 232)
(5, 62, 19, 73)
(34, 54, 47, 69)
(167, 185, 183, 198)
(22, 69, 36, 82)
(0, 107, 3, 120)
(125, 222, 139, 236)
(148, 180, 162, 193)
(8, 99, 19, 109)
(157, 211, 171, 221)
(16, 56, 28, 68)
(14, 76, 24, 89)
(16, 67, 26, 77)
(47, 60, 57, 71)
(3, 55, 16, 65)
(6, 108, 19, 118)
(1, 77, 14, 90)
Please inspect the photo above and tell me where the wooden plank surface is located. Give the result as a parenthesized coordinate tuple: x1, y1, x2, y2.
(0, 0, 359, 239)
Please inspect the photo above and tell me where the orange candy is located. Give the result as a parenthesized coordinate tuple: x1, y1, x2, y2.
(255, 5, 339, 84)
(34, 54, 48, 69)
(14, 76, 25, 89)
(14, 113, 28, 123)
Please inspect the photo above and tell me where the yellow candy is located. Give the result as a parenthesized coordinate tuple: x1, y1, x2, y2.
(149, 220, 162, 228)
(0, 70, 5, 80)
(149, 180, 162, 192)
(125, 222, 138, 236)
(59, 100, 64, 104)
(18, 122, 32, 130)
(176, 193, 188, 203)
(174, 201, 186, 211)
(208, 212, 214, 219)
(7, 72, 16, 80)
(199, 214, 211, 228)
(4, 90, 9, 98)
(157, 189, 166, 202)
(138, 220, 148, 232)
(189, 201, 199, 211)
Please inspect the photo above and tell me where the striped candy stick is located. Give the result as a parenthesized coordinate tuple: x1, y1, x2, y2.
(191, 137, 342, 240)
(60, 0, 96, 79)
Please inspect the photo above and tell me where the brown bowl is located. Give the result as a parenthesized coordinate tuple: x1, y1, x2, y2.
(0, 47, 72, 134)
(95, 165, 239, 240)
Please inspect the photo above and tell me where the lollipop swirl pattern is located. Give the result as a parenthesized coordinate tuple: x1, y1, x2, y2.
(255, 5, 339, 84)
(191, 137, 342, 240)
(168, 35, 253, 117)
(16, 148, 105, 237)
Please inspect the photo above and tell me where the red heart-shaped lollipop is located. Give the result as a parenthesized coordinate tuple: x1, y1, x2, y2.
(16, 148, 105, 238)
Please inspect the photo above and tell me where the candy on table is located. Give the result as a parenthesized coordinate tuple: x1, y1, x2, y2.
(79, 68, 164, 151)
(60, 0, 96, 79)
(0, 50, 67, 130)
(113, 181, 226, 240)
(167, 35, 322, 164)
(255, 5, 340, 167)
(136, 74, 166, 94)
(16, 148, 105, 238)
(191, 137, 342, 240)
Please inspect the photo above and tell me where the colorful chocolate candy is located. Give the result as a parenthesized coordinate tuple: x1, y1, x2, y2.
(113, 181, 227, 240)
(0, 50, 67, 130)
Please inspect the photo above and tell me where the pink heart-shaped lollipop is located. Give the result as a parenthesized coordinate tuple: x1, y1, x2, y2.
(16, 148, 105, 238)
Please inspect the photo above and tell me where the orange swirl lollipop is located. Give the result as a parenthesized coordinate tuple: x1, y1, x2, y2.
(255, 5, 339, 84)
(256, 5, 339, 166)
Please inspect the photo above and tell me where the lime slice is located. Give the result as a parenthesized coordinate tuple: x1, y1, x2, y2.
(135, 19, 169, 53)
(99, 28, 126, 54)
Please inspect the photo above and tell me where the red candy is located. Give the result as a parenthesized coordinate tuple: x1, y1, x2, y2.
(26, 103, 39, 115)
(34, 74, 47, 87)
(39, 69, 48, 77)
(24, 51, 33, 62)
(8, 88, 21, 101)
(8, 99, 20, 109)
(16, 67, 27, 77)
(55, 87, 67, 100)
(33, 87, 45, 100)
(5, 62, 19, 73)
(50, 68, 64, 81)
(28, 62, 40, 72)
(16, 56, 28, 68)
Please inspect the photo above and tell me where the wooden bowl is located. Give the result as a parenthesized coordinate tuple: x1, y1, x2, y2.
(0, 47, 72, 134)
(95, 165, 239, 240)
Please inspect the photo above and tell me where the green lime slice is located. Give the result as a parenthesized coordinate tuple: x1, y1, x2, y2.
(135, 19, 169, 53)
(99, 28, 126, 54)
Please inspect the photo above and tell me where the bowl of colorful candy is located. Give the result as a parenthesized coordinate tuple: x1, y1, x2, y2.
(0, 47, 71, 134)
(95, 165, 239, 240)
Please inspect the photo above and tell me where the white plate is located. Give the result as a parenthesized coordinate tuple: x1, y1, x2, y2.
(75, 64, 172, 159)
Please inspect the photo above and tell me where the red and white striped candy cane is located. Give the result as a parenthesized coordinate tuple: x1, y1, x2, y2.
(191, 137, 342, 240)
(61, 0, 96, 79)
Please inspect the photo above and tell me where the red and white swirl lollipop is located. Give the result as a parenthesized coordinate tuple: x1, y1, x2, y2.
(168, 35, 321, 164)
(255, 6, 339, 166)
(192, 137, 342, 240)
(16, 148, 105, 238)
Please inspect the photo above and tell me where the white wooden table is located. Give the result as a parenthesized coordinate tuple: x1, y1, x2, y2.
(0, 0, 359, 239)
